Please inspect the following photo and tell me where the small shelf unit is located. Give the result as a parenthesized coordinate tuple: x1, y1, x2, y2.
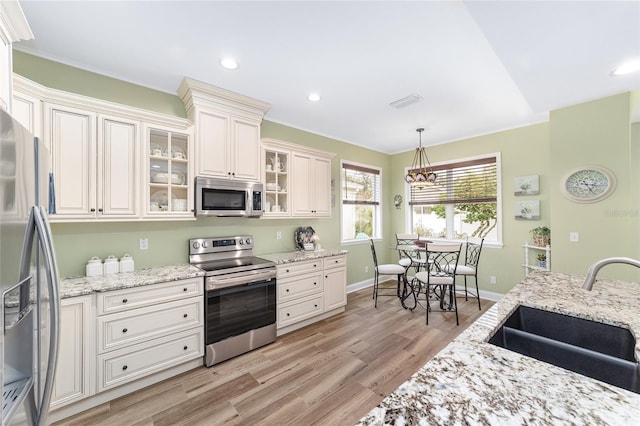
(522, 243, 551, 276)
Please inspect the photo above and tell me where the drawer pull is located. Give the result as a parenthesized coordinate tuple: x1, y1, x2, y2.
(183, 288, 187, 292)
(325, 276, 328, 279)
(314, 264, 317, 268)
(314, 304, 318, 308)
(183, 345, 188, 350)
(122, 298, 128, 303)
(314, 282, 317, 285)
(286, 269, 290, 273)
(122, 328, 128, 333)
(286, 313, 290, 317)
(183, 313, 188, 318)
(335, 260, 339, 263)
(286, 289, 290, 292)
(122, 365, 128, 371)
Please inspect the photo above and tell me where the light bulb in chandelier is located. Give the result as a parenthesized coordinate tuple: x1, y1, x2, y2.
(405, 128, 437, 185)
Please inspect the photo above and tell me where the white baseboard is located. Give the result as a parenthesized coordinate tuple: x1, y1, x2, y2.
(347, 278, 504, 302)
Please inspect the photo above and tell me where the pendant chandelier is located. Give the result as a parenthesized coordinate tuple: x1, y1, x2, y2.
(405, 128, 437, 186)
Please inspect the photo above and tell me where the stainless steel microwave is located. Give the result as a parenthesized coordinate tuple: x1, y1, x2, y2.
(195, 177, 264, 217)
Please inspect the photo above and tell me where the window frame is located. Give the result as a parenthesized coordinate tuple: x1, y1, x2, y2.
(404, 152, 502, 246)
(340, 160, 383, 245)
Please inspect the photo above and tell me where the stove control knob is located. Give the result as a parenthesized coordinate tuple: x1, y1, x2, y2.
(245, 237, 252, 245)
(192, 242, 200, 249)
(238, 239, 244, 245)
(201, 241, 209, 248)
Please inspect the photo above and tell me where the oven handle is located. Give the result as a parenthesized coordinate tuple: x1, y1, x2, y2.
(206, 269, 277, 291)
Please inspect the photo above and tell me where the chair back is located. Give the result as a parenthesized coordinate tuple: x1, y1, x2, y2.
(426, 243, 462, 278)
(369, 239, 379, 268)
(465, 238, 484, 267)
(396, 233, 419, 260)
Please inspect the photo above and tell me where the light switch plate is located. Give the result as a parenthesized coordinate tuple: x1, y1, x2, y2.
(569, 232, 579, 242)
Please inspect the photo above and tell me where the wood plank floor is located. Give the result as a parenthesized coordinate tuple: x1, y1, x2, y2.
(55, 285, 493, 426)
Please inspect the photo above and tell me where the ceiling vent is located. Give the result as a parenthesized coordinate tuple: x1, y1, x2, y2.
(389, 94, 422, 109)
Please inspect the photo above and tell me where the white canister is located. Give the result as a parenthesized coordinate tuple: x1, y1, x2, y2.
(85, 256, 103, 277)
(119, 254, 134, 273)
(103, 255, 119, 275)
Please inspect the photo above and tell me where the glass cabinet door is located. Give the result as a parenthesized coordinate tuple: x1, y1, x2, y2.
(148, 127, 190, 216)
(264, 149, 289, 215)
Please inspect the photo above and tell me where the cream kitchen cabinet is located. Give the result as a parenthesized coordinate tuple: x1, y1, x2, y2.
(323, 255, 347, 311)
(0, 1, 32, 112)
(277, 259, 324, 330)
(44, 102, 140, 221)
(95, 277, 204, 392)
(144, 125, 193, 218)
(276, 254, 348, 335)
(261, 138, 335, 219)
(50, 295, 95, 410)
(291, 152, 332, 217)
(178, 77, 270, 182)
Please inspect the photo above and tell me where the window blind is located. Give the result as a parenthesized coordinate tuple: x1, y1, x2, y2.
(342, 163, 381, 206)
(409, 156, 497, 205)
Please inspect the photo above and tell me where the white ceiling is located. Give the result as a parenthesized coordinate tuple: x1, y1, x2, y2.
(14, 0, 640, 154)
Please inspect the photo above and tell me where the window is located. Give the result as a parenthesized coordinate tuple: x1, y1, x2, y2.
(341, 161, 382, 242)
(408, 154, 500, 243)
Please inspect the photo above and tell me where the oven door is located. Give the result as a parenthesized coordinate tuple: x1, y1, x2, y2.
(205, 273, 276, 345)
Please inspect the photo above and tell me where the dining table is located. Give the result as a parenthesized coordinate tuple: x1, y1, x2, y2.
(393, 240, 458, 313)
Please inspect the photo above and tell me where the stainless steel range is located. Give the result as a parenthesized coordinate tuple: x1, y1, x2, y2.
(189, 235, 277, 367)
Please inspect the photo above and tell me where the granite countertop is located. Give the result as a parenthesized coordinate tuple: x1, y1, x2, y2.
(358, 271, 640, 425)
(260, 248, 348, 264)
(60, 264, 204, 299)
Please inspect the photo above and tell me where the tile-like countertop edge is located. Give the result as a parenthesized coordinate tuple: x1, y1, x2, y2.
(260, 249, 348, 264)
(60, 264, 204, 298)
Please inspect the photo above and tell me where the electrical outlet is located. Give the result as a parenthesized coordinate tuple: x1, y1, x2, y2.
(139, 238, 148, 250)
(365, 266, 369, 273)
(490, 276, 497, 285)
(276, 231, 282, 240)
(570, 232, 579, 242)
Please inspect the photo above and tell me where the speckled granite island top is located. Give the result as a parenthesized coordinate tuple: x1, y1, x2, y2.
(358, 271, 640, 425)
(60, 264, 204, 299)
(259, 248, 348, 264)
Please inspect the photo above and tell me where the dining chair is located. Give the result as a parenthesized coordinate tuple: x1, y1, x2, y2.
(369, 239, 406, 308)
(395, 233, 427, 274)
(413, 243, 462, 325)
(454, 238, 484, 310)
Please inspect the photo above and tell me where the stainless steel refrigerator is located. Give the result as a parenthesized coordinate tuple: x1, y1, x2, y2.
(1, 107, 60, 426)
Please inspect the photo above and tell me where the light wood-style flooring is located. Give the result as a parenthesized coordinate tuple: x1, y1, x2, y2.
(56, 285, 493, 426)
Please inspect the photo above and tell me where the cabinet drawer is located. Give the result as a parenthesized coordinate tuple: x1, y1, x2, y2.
(277, 294, 324, 328)
(323, 255, 346, 270)
(97, 297, 203, 354)
(97, 277, 203, 315)
(278, 273, 323, 303)
(276, 260, 322, 279)
(97, 328, 203, 392)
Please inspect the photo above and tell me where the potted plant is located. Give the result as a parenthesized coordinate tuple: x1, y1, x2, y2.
(537, 253, 547, 268)
(530, 226, 551, 247)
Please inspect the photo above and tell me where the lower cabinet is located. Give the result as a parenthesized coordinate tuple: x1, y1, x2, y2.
(95, 277, 204, 391)
(50, 295, 94, 409)
(49, 277, 204, 419)
(276, 255, 347, 334)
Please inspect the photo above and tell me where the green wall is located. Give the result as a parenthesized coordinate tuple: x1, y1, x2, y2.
(550, 93, 640, 282)
(390, 123, 551, 295)
(13, 51, 186, 117)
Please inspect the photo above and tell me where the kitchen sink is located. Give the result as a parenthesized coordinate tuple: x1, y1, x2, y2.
(488, 305, 640, 394)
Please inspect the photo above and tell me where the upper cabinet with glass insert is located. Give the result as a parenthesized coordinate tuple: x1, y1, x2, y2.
(261, 138, 335, 219)
(146, 125, 193, 218)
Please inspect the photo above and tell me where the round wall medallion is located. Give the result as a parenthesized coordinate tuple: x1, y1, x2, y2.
(561, 166, 616, 203)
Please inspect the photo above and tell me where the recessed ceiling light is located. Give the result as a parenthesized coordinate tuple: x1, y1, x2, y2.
(220, 58, 239, 70)
(308, 93, 321, 102)
(611, 58, 640, 76)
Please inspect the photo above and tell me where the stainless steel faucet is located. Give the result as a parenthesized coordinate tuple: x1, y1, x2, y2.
(582, 257, 640, 290)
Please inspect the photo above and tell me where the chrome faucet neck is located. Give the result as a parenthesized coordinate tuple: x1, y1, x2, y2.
(582, 257, 640, 290)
